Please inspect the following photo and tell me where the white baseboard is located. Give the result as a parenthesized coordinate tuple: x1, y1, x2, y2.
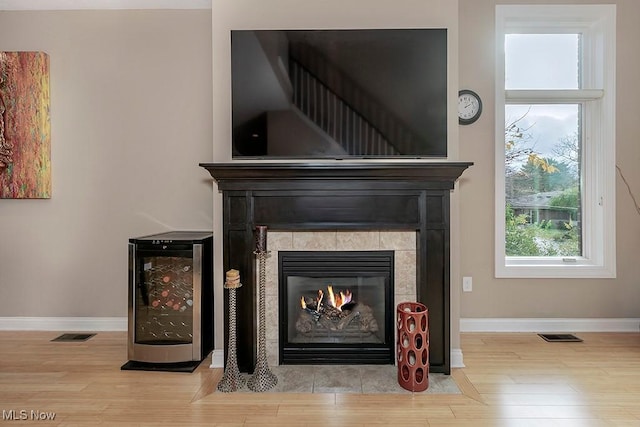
(460, 318, 640, 333)
(450, 348, 464, 368)
(209, 349, 224, 368)
(11, 317, 633, 369)
(0, 317, 127, 331)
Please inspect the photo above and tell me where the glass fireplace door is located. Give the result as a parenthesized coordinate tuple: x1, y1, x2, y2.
(279, 250, 394, 365)
(288, 275, 387, 345)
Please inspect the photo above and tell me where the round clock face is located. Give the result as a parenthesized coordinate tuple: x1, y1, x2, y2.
(458, 90, 482, 125)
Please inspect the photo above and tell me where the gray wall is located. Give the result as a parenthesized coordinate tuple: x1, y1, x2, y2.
(458, 0, 640, 319)
(0, 10, 213, 317)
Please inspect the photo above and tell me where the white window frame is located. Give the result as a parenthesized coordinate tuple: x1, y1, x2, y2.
(495, 5, 616, 278)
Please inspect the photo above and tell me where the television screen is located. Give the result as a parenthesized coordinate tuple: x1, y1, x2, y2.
(231, 29, 447, 159)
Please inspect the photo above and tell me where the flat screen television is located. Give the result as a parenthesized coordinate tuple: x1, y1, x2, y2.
(231, 28, 448, 159)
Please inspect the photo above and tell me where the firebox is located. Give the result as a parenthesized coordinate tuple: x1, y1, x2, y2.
(278, 250, 394, 365)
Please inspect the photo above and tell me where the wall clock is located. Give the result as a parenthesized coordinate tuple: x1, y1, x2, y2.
(458, 89, 482, 125)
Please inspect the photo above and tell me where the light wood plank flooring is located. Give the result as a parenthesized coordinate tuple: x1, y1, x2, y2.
(1, 331, 639, 426)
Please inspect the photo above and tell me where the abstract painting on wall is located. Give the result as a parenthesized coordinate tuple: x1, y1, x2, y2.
(0, 51, 51, 199)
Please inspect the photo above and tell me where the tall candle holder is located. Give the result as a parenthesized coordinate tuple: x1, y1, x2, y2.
(217, 270, 244, 392)
(247, 226, 278, 392)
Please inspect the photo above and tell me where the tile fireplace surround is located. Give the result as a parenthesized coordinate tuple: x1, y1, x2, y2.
(201, 162, 472, 375)
(263, 230, 417, 367)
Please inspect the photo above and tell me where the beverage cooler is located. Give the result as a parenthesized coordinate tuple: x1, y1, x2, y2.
(126, 231, 213, 366)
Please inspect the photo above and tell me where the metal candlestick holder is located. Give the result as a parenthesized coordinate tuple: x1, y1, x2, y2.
(217, 280, 244, 392)
(247, 250, 278, 392)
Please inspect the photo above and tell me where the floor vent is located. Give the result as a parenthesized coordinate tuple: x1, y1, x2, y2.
(538, 333, 582, 342)
(51, 333, 96, 342)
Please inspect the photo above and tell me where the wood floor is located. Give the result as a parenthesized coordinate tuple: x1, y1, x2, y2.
(1, 331, 639, 426)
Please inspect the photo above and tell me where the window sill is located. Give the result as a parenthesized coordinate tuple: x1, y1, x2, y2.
(496, 259, 616, 279)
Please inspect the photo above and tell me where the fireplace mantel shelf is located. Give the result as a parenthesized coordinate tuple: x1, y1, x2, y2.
(200, 161, 472, 190)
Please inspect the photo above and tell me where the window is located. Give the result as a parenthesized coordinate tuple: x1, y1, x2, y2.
(495, 5, 616, 278)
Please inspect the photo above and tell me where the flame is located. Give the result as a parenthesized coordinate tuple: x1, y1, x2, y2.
(327, 285, 352, 311)
(301, 286, 353, 312)
(340, 289, 353, 307)
(327, 285, 337, 308)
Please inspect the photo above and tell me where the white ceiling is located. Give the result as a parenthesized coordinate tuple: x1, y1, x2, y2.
(0, 0, 211, 10)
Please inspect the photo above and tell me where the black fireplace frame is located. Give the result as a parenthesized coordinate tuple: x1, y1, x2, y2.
(278, 250, 395, 365)
(200, 162, 472, 375)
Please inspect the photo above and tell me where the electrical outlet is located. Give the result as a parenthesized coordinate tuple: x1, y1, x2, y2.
(462, 276, 473, 292)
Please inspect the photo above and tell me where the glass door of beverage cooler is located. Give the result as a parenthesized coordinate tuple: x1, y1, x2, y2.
(135, 247, 194, 343)
(128, 243, 203, 363)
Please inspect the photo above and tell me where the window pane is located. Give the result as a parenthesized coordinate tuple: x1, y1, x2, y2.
(505, 104, 582, 257)
(505, 34, 580, 90)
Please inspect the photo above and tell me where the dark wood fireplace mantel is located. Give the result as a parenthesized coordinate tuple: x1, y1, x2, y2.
(200, 161, 472, 374)
(201, 162, 471, 188)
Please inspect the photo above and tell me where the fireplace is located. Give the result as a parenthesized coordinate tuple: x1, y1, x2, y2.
(279, 250, 394, 365)
(200, 162, 472, 374)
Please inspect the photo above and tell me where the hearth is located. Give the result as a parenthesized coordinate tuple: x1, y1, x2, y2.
(279, 251, 394, 365)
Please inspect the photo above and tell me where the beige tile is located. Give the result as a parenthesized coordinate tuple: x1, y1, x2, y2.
(267, 231, 293, 251)
(380, 231, 416, 250)
(264, 255, 278, 296)
(269, 366, 315, 392)
(313, 365, 363, 393)
(395, 294, 418, 307)
(266, 340, 279, 366)
(336, 231, 380, 250)
(264, 295, 279, 341)
(264, 249, 279, 350)
(380, 231, 416, 251)
(292, 231, 337, 250)
(261, 229, 419, 363)
(394, 250, 417, 295)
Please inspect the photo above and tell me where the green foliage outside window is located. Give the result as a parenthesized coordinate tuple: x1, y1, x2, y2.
(548, 187, 580, 220)
(505, 204, 543, 256)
